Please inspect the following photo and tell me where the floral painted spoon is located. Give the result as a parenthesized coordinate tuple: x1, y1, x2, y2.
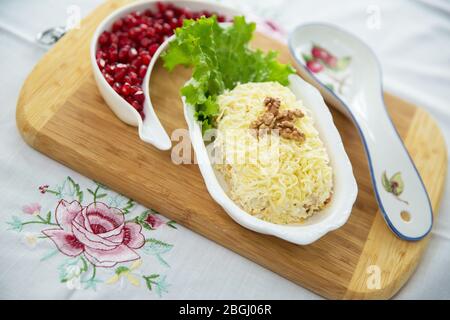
(288, 23, 433, 240)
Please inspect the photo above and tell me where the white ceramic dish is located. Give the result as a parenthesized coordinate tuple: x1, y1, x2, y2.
(183, 74, 358, 245)
(288, 23, 433, 240)
(90, 0, 241, 150)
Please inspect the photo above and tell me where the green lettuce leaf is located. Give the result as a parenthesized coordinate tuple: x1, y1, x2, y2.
(162, 16, 295, 132)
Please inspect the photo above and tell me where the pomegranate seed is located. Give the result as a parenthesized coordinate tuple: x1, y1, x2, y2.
(128, 71, 140, 84)
(104, 73, 114, 85)
(131, 57, 143, 69)
(139, 111, 146, 120)
(165, 10, 174, 19)
(138, 65, 148, 78)
(121, 82, 132, 96)
(113, 82, 122, 93)
(118, 45, 130, 62)
(140, 37, 152, 48)
(97, 58, 106, 69)
(157, 2, 167, 12)
(98, 31, 110, 46)
(112, 19, 123, 32)
(134, 91, 145, 104)
(131, 100, 143, 111)
(128, 47, 138, 60)
(140, 53, 151, 65)
(148, 43, 159, 56)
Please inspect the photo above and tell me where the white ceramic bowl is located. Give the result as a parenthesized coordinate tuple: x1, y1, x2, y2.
(90, 0, 241, 150)
(183, 74, 358, 245)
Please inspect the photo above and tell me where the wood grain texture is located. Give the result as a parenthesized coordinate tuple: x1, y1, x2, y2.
(16, 0, 447, 299)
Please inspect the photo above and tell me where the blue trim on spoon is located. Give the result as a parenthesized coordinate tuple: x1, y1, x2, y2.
(288, 22, 433, 241)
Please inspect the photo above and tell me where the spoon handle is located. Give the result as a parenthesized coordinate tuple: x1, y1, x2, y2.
(350, 95, 433, 240)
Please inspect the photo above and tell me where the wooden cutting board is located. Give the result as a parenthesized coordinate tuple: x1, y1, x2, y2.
(16, 0, 447, 299)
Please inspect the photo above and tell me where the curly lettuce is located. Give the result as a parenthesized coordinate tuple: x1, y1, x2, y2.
(162, 16, 295, 132)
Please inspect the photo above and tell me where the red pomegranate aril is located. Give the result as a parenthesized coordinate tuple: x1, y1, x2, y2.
(110, 33, 119, 45)
(128, 71, 140, 85)
(97, 58, 106, 69)
(112, 19, 124, 32)
(148, 43, 159, 56)
(138, 65, 148, 78)
(98, 31, 110, 46)
(139, 111, 146, 120)
(140, 53, 151, 65)
(120, 82, 133, 96)
(113, 82, 122, 93)
(131, 100, 143, 111)
(118, 45, 130, 62)
(107, 48, 118, 63)
(128, 47, 138, 59)
(104, 73, 114, 85)
(165, 9, 174, 19)
(162, 23, 172, 35)
(140, 37, 152, 48)
(157, 2, 167, 12)
(134, 91, 145, 104)
(131, 57, 143, 69)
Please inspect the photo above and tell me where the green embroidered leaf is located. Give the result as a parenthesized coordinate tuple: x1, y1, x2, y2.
(143, 238, 173, 255)
(382, 171, 392, 192)
(115, 266, 130, 275)
(67, 176, 83, 202)
(94, 181, 109, 190)
(96, 193, 107, 199)
(166, 220, 178, 229)
(142, 223, 154, 231)
(390, 172, 404, 196)
(46, 211, 52, 223)
(139, 210, 151, 221)
(121, 199, 135, 215)
(143, 274, 160, 291)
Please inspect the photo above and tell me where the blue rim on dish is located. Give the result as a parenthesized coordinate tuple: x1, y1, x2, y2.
(288, 22, 433, 241)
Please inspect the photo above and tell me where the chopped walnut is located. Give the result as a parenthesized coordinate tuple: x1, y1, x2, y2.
(250, 96, 305, 142)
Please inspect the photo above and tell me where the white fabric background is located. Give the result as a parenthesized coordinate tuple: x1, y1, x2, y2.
(0, 0, 449, 299)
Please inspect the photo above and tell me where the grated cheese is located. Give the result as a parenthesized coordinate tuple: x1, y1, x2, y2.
(214, 82, 333, 224)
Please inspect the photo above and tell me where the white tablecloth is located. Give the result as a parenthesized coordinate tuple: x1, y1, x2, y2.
(0, 0, 449, 299)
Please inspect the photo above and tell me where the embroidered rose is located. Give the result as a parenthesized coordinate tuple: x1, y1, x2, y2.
(43, 200, 145, 267)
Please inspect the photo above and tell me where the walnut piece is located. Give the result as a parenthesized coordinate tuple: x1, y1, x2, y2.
(250, 97, 305, 142)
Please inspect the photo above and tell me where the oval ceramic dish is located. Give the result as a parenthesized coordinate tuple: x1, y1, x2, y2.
(183, 74, 358, 245)
(90, 0, 241, 150)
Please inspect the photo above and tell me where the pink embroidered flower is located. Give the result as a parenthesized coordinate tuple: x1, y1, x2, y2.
(43, 200, 145, 267)
(145, 214, 163, 229)
(22, 203, 41, 216)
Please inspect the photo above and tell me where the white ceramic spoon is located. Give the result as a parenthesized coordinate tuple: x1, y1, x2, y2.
(289, 23, 433, 240)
